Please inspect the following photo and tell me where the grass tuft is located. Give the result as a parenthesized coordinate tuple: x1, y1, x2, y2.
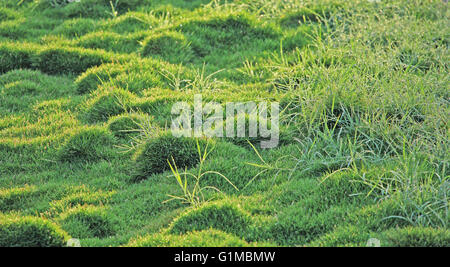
(57, 127, 116, 163)
(0, 214, 70, 247)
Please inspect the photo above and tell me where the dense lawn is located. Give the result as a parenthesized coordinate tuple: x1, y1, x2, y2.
(0, 0, 448, 247)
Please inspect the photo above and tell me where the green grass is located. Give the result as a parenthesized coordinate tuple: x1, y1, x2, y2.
(0, 213, 70, 247)
(127, 229, 269, 247)
(0, 0, 448, 247)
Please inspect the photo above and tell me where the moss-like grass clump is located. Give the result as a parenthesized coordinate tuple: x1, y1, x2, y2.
(0, 214, 70, 247)
(57, 127, 116, 163)
(142, 31, 194, 64)
(128, 229, 255, 247)
(107, 113, 148, 139)
(35, 46, 113, 75)
(59, 205, 115, 239)
(133, 133, 205, 179)
(78, 31, 141, 54)
(50, 187, 115, 214)
(383, 227, 450, 247)
(105, 12, 155, 34)
(83, 87, 136, 122)
(169, 202, 253, 238)
(0, 7, 18, 21)
(0, 0, 448, 248)
(0, 185, 37, 212)
(0, 69, 76, 114)
(75, 60, 166, 94)
(52, 18, 98, 38)
(0, 42, 38, 73)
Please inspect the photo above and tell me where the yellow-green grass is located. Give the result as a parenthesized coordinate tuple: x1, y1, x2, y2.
(0, 0, 448, 247)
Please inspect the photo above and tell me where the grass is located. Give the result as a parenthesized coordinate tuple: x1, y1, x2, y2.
(0, 0, 448, 247)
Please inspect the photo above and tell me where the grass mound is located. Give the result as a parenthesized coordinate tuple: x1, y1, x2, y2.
(2, 80, 39, 96)
(383, 227, 450, 247)
(307, 225, 373, 247)
(83, 87, 136, 122)
(78, 31, 141, 54)
(279, 4, 340, 27)
(57, 127, 116, 163)
(1, 69, 42, 85)
(103, 71, 164, 95)
(0, 214, 69, 247)
(50, 187, 115, 213)
(105, 12, 155, 34)
(107, 113, 148, 139)
(38, 0, 144, 19)
(0, 19, 30, 40)
(181, 13, 279, 54)
(0, 0, 448, 247)
(0, 185, 37, 212)
(133, 133, 204, 179)
(142, 31, 193, 64)
(59, 205, 115, 239)
(128, 229, 252, 247)
(316, 169, 372, 205)
(169, 202, 252, 238)
(0, 42, 38, 73)
(36, 46, 113, 75)
(175, 13, 281, 68)
(0, 69, 75, 114)
(269, 200, 354, 245)
(75, 63, 123, 94)
(346, 198, 413, 233)
(0, 7, 18, 21)
(0, 42, 117, 75)
(75, 60, 166, 94)
(52, 18, 98, 38)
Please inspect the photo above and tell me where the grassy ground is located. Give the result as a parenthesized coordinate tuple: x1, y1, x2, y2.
(0, 0, 448, 247)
